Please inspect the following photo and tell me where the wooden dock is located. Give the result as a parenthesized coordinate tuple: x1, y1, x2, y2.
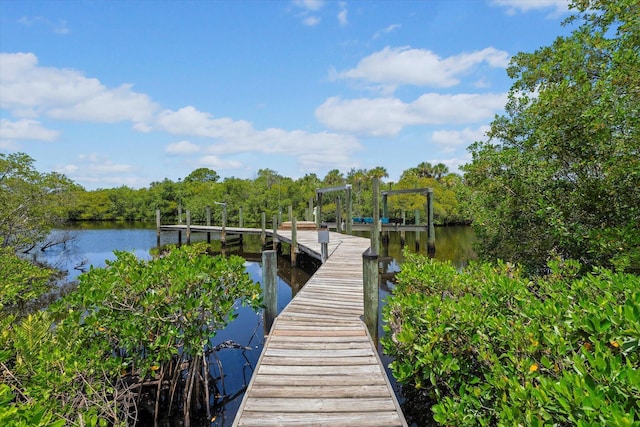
(233, 230, 407, 426)
(158, 225, 407, 425)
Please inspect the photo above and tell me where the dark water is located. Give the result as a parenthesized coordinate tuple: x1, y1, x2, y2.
(38, 223, 475, 426)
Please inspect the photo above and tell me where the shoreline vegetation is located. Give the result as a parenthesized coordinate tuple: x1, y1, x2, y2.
(2, 0, 639, 425)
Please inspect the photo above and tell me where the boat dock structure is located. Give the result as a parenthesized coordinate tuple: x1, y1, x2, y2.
(158, 222, 408, 426)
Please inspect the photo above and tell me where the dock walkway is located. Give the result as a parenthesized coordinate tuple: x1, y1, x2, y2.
(233, 230, 407, 426)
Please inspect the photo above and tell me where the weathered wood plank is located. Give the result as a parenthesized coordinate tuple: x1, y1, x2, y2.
(236, 412, 404, 427)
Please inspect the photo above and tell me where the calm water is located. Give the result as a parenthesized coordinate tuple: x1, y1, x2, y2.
(39, 223, 475, 426)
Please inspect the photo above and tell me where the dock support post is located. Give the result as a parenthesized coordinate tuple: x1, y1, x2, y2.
(427, 189, 435, 254)
(261, 212, 266, 246)
(316, 192, 323, 228)
(272, 215, 279, 251)
(221, 203, 227, 246)
(307, 198, 313, 222)
(262, 250, 277, 335)
(186, 210, 191, 245)
(206, 205, 211, 243)
(291, 217, 298, 267)
(414, 209, 420, 251)
(239, 208, 244, 228)
(178, 205, 183, 224)
(288, 206, 293, 222)
(346, 185, 352, 235)
(363, 248, 379, 346)
(336, 197, 342, 233)
(401, 210, 406, 245)
(156, 209, 161, 248)
(371, 178, 380, 255)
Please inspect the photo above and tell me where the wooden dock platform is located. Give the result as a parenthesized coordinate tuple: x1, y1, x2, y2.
(232, 230, 407, 426)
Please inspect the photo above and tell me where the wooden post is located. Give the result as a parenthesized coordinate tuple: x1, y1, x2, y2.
(414, 209, 420, 250)
(291, 217, 298, 267)
(262, 250, 277, 335)
(363, 248, 379, 346)
(221, 203, 227, 246)
(288, 205, 293, 222)
(316, 192, 323, 228)
(178, 204, 183, 224)
(381, 192, 389, 244)
(401, 210, 406, 245)
(336, 197, 342, 233)
(272, 215, 278, 251)
(156, 209, 161, 248)
(308, 198, 313, 222)
(427, 189, 435, 253)
(371, 178, 380, 255)
(206, 205, 211, 243)
(186, 210, 191, 245)
(239, 207, 244, 228)
(346, 185, 352, 235)
(261, 212, 266, 246)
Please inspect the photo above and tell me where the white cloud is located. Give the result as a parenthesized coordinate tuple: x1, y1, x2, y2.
(373, 24, 401, 40)
(490, 0, 569, 18)
(334, 46, 510, 91)
(303, 16, 321, 26)
(0, 118, 59, 142)
(315, 93, 507, 136)
(57, 153, 143, 188)
(199, 155, 243, 170)
(18, 16, 70, 34)
(293, 0, 324, 12)
(155, 106, 362, 170)
(431, 125, 490, 153)
(337, 3, 348, 26)
(0, 52, 159, 125)
(165, 140, 201, 155)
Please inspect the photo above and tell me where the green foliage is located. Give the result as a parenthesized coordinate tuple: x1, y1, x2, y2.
(1, 243, 263, 424)
(463, 0, 640, 272)
(0, 247, 56, 310)
(0, 153, 78, 252)
(383, 252, 640, 426)
(52, 242, 262, 377)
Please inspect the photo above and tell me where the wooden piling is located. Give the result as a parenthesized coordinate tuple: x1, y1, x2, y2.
(261, 212, 266, 246)
(186, 210, 191, 245)
(363, 248, 379, 346)
(206, 205, 211, 243)
(427, 189, 435, 253)
(401, 210, 406, 245)
(291, 217, 298, 267)
(272, 215, 279, 251)
(239, 207, 244, 228)
(316, 192, 323, 228)
(346, 185, 353, 235)
(156, 209, 161, 247)
(371, 178, 380, 255)
(336, 197, 342, 233)
(414, 209, 420, 251)
(221, 203, 227, 246)
(178, 204, 183, 224)
(262, 250, 277, 335)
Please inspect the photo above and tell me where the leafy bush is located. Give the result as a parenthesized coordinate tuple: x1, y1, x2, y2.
(0, 247, 56, 311)
(382, 252, 640, 426)
(2, 243, 262, 425)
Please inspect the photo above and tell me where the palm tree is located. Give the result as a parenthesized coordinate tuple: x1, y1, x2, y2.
(368, 166, 389, 181)
(432, 163, 449, 180)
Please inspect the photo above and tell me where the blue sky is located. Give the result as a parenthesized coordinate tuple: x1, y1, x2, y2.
(1, 0, 573, 190)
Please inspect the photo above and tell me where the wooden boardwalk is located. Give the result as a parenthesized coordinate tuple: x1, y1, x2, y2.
(233, 230, 407, 426)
